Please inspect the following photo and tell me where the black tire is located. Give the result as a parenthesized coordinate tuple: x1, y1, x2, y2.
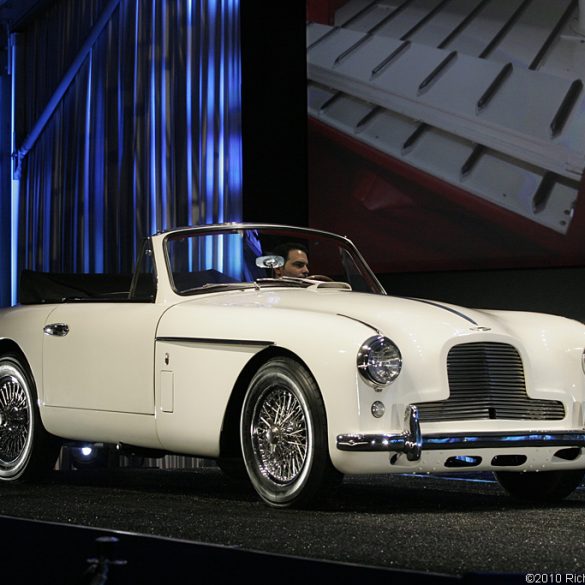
(494, 469, 585, 502)
(240, 357, 341, 508)
(0, 354, 60, 481)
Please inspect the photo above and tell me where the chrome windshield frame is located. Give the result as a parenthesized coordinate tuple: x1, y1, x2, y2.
(161, 223, 386, 297)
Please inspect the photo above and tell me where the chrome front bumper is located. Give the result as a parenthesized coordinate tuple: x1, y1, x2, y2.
(336, 405, 585, 462)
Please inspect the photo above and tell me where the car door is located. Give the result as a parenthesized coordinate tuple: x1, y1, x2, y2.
(42, 302, 166, 414)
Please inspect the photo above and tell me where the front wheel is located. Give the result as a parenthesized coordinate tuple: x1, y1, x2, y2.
(0, 354, 60, 481)
(240, 357, 340, 508)
(494, 469, 584, 502)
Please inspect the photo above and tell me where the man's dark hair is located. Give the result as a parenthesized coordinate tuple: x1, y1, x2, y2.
(271, 242, 308, 260)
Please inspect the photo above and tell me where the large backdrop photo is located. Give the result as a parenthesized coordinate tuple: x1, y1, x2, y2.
(306, 0, 585, 321)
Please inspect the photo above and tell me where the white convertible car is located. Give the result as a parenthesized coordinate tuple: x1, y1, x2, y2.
(1, 224, 585, 507)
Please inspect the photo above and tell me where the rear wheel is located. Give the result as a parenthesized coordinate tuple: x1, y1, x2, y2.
(240, 357, 340, 508)
(494, 469, 584, 502)
(0, 354, 60, 481)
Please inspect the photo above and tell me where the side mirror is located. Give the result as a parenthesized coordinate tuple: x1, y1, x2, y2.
(256, 255, 284, 269)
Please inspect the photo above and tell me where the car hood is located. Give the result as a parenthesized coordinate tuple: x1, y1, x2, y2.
(183, 285, 518, 341)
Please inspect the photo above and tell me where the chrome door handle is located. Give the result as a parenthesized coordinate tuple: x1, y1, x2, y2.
(43, 323, 70, 337)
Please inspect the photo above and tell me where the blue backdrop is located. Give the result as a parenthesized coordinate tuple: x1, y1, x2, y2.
(1, 0, 242, 306)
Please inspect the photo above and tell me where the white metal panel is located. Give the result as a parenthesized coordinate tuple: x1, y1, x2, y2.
(474, 66, 575, 140)
(461, 151, 576, 232)
(310, 82, 579, 233)
(307, 26, 369, 70)
(353, 108, 421, 153)
(557, 96, 585, 164)
(307, 82, 338, 115)
(331, 34, 448, 97)
(308, 2, 585, 233)
(361, 110, 578, 234)
(406, 0, 484, 47)
(334, 0, 384, 27)
(378, 51, 503, 115)
(41, 407, 161, 448)
(539, 14, 585, 80)
(343, 0, 446, 38)
(543, 179, 580, 231)
(308, 25, 585, 179)
(337, 0, 411, 32)
(488, 0, 572, 68)
(442, 0, 525, 56)
(306, 21, 333, 47)
(318, 94, 375, 133)
(323, 33, 407, 79)
(400, 126, 475, 179)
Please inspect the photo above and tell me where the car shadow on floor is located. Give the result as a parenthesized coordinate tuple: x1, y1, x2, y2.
(32, 466, 585, 515)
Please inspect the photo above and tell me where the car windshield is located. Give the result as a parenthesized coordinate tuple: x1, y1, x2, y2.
(165, 226, 385, 295)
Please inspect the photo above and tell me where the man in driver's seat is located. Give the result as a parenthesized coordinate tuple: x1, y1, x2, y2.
(271, 243, 310, 278)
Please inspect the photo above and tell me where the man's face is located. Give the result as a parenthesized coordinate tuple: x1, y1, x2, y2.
(276, 249, 309, 278)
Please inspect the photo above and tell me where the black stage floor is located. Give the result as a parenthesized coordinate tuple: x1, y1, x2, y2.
(2, 467, 585, 583)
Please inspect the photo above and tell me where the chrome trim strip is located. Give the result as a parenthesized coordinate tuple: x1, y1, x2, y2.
(405, 298, 478, 325)
(422, 432, 585, 450)
(158, 222, 350, 241)
(337, 405, 585, 462)
(337, 313, 381, 334)
(156, 336, 274, 347)
(337, 431, 585, 452)
(338, 405, 421, 461)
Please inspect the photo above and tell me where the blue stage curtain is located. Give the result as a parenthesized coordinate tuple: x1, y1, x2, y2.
(9, 0, 241, 300)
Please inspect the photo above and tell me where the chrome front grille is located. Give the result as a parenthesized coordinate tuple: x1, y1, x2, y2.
(415, 342, 565, 422)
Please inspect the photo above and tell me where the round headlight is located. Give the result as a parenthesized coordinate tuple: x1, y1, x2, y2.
(357, 335, 402, 386)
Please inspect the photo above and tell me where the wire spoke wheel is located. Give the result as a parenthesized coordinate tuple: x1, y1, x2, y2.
(0, 354, 60, 482)
(0, 374, 31, 467)
(252, 386, 309, 484)
(241, 357, 340, 508)
(0, 358, 35, 478)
